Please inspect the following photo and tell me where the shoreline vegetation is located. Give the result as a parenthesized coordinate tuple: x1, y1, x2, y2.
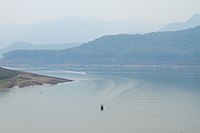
(0, 67, 73, 91)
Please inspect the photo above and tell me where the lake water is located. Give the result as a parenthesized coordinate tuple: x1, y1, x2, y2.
(0, 66, 200, 133)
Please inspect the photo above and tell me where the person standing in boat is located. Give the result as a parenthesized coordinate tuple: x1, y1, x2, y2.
(100, 105, 104, 111)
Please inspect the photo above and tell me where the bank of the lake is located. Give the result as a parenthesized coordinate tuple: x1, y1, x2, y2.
(0, 67, 73, 90)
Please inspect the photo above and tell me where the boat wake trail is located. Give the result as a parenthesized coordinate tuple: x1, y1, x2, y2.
(97, 75, 145, 105)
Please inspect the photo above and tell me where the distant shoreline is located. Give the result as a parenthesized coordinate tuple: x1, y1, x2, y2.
(0, 67, 73, 91)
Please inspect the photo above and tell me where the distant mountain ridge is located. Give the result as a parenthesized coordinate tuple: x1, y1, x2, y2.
(0, 41, 81, 57)
(1, 26, 200, 65)
(160, 14, 200, 31)
(0, 17, 164, 48)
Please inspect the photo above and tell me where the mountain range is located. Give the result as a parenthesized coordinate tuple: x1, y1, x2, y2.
(0, 17, 164, 48)
(161, 14, 200, 31)
(0, 41, 81, 57)
(1, 25, 200, 65)
(1, 14, 199, 50)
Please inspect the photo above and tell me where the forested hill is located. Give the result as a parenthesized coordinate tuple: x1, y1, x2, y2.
(0, 67, 20, 80)
(70, 26, 200, 56)
(1, 26, 200, 65)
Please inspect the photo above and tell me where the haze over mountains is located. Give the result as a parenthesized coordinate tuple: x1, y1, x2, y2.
(0, 41, 81, 57)
(0, 14, 200, 66)
(1, 25, 199, 65)
(161, 14, 200, 31)
(0, 14, 199, 52)
(0, 17, 164, 48)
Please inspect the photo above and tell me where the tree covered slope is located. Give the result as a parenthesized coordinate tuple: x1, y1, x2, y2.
(1, 26, 200, 65)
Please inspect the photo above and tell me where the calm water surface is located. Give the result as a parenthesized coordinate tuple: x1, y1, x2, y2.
(0, 67, 200, 133)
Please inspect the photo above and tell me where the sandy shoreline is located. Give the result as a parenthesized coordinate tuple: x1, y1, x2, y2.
(0, 72, 73, 91)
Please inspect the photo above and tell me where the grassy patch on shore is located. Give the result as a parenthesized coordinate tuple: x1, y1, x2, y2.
(0, 67, 72, 90)
(0, 67, 20, 80)
(0, 79, 11, 85)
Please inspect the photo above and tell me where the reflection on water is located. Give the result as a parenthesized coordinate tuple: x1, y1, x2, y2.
(0, 67, 200, 133)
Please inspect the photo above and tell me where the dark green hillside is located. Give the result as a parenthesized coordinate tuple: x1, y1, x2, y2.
(1, 26, 200, 65)
(0, 67, 21, 80)
(69, 26, 200, 56)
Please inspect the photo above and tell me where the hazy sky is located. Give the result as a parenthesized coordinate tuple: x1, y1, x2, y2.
(0, 0, 200, 24)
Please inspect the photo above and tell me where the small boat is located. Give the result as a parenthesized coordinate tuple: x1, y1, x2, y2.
(100, 105, 104, 111)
